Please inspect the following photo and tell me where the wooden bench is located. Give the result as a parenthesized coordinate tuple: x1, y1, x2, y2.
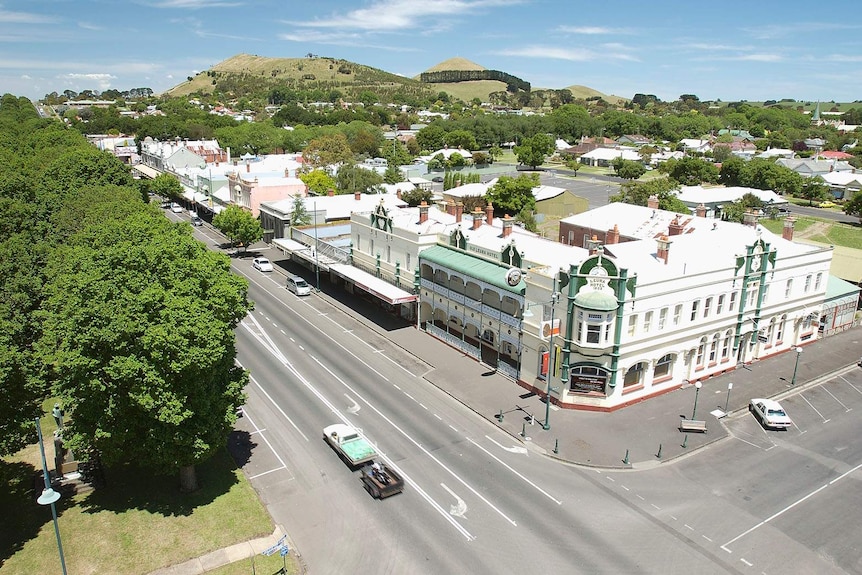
(679, 419, 707, 433)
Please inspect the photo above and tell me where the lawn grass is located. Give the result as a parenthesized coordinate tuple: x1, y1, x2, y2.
(759, 216, 818, 235)
(0, 440, 278, 575)
(826, 224, 862, 249)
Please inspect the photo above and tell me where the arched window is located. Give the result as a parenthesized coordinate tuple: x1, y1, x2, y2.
(776, 315, 786, 342)
(709, 334, 720, 363)
(624, 363, 646, 388)
(767, 317, 776, 344)
(722, 329, 733, 359)
(654, 354, 674, 378)
(696, 337, 707, 366)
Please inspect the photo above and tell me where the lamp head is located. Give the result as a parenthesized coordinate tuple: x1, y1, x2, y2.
(38, 487, 60, 506)
(695, 382, 702, 389)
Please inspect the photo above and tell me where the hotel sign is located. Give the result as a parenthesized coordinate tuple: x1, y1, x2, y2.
(570, 373, 606, 394)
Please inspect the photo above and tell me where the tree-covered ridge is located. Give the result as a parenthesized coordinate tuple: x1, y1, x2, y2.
(420, 69, 530, 92)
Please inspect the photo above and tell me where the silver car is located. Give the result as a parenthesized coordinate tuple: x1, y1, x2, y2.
(749, 398, 792, 429)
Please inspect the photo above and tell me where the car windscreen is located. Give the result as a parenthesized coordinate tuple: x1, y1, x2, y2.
(767, 409, 786, 416)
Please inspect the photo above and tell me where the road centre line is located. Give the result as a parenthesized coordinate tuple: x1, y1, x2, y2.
(720, 461, 862, 552)
(467, 438, 562, 505)
(242, 326, 476, 541)
(308, 355, 518, 527)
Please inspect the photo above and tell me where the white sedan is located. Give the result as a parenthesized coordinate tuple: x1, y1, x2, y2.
(252, 257, 274, 272)
(749, 398, 792, 430)
(170, 202, 183, 213)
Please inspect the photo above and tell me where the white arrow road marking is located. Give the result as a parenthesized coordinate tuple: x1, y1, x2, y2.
(345, 394, 360, 414)
(442, 483, 468, 517)
(485, 434, 528, 455)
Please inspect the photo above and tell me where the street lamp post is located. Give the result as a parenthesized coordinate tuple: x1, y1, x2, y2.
(543, 290, 560, 431)
(791, 347, 803, 385)
(725, 382, 733, 413)
(524, 284, 560, 431)
(691, 382, 703, 420)
(36, 418, 68, 575)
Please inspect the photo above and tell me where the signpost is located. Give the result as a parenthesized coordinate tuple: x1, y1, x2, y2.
(261, 535, 290, 571)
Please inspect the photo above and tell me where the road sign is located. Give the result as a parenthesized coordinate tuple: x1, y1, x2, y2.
(280, 545, 290, 557)
(262, 535, 287, 556)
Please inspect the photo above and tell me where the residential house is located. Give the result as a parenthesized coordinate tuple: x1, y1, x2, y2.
(579, 147, 641, 167)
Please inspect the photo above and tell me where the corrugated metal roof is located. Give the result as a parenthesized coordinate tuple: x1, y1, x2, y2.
(419, 245, 525, 295)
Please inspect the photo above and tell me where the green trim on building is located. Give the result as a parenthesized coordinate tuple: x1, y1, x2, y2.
(419, 245, 526, 295)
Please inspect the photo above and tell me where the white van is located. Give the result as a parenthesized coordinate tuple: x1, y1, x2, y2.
(286, 274, 311, 296)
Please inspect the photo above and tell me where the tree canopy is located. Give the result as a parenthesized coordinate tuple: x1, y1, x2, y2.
(212, 204, 264, 249)
(486, 173, 539, 217)
(514, 133, 554, 169)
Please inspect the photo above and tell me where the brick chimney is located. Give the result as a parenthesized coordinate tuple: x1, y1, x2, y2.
(656, 234, 670, 264)
(419, 201, 429, 224)
(742, 208, 759, 227)
(485, 202, 494, 226)
(327, 189, 335, 197)
(396, 189, 402, 199)
(502, 214, 513, 238)
(782, 216, 796, 241)
(606, 224, 620, 245)
(354, 191, 361, 201)
(668, 215, 684, 236)
(647, 194, 659, 210)
(455, 201, 463, 223)
(446, 200, 456, 216)
(696, 203, 707, 218)
(472, 208, 483, 230)
(246, 161, 250, 173)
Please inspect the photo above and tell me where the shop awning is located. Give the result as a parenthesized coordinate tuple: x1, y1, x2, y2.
(273, 238, 311, 254)
(132, 164, 160, 179)
(329, 264, 417, 305)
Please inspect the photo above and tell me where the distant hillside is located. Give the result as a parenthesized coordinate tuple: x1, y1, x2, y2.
(164, 53, 432, 100)
(163, 53, 622, 106)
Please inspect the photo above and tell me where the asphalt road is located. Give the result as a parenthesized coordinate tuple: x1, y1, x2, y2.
(231, 265, 730, 574)
(168, 204, 862, 574)
(786, 203, 858, 224)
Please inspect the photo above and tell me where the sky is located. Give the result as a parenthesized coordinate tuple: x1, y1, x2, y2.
(3, 0, 862, 104)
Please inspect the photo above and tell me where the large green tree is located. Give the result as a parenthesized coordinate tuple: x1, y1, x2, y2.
(39, 207, 250, 491)
(486, 173, 539, 216)
(302, 132, 354, 171)
(335, 164, 384, 194)
(612, 158, 647, 180)
(299, 169, 336, 195)
(612, 177, 688, 212)
(514, 133, 554, 169)
(212, 204, 263, 249)
(667, 156, 719, 185)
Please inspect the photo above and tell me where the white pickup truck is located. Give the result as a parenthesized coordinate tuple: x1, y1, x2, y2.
(323, 423, 377, 468)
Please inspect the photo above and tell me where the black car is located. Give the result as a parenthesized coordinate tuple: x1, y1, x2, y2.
(431, 176, 444, 183)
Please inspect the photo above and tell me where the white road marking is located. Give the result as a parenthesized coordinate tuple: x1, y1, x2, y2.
(243, 323, 476, 541)
(822, 386, 851, 412)
(345, 394, 360, 414)
(684, 524, 694, 531)
(434, 414, 443, 421)
(799, 393, 830, 423)
(636, 495, 645, 501)
(721, 461, 862, 552)
(651, 504, 661, 510)
(242, 410, 289, 479)
(247, 372, 309, 442)
(441, 484, 468, 517)
(485, 435, 528, 455)
(468, 438, 562, 505)
(741, 558, 753, 567)
(702, 535, 712, 542)
(621, 485, 630, 491)
(838, 375, 862, 394)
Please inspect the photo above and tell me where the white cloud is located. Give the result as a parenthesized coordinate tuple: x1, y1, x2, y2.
(289, 0, 522, 32)
(59, 72, 117, 92)
(558, 26, 631, 35)
(497, 45, 638, 62)
(144, 0, 244, 7)
(0, 8, 57, 24)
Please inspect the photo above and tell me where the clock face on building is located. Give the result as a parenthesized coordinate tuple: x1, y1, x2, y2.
(505, 267, 523, 287)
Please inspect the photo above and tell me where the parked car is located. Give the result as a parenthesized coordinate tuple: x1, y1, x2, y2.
(431, 176, 444, 183)
(285, 274, 311, 296)
(252, 257, 274, 272)
(160, 199, 172, 209)
(190, 215, 203, 226)
(749, 398, 792, 429)
(170, 202, 183, 213)
(818, 201, 837, 209)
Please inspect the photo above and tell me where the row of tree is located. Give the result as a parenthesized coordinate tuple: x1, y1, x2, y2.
(0, 94, 250, 491)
